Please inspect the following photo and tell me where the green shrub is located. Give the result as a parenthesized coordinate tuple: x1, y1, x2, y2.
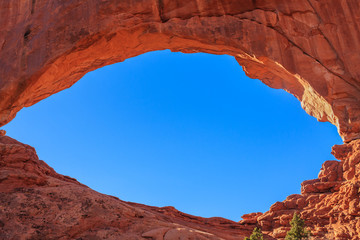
(285, 213, 310, 240)
(245, 227, 263, 240)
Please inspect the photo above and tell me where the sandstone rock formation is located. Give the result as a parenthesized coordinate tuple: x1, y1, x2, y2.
(0, 0, 360, 142)
(2, 131, 360, 239)
(0, 135, 265, 240)
(240, 142, 360, 239)
(1, 0, 360, 239)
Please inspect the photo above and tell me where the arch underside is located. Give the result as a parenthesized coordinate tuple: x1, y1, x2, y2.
(1, 0, 360, 239)
(1, 0, 360, 142)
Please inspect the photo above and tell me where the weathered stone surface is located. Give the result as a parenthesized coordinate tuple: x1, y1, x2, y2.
(239, 212, 262, 225)
(4, 133, 360, 239)
(0, 135, 266, 240)
(2, 0, 360, 239)
(0, 0, 360, 142)
(245, 142, 360, 239)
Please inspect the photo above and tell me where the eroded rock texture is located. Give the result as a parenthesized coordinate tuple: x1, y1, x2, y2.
(1, 0, 360, 239)
(2, 134, 360, 239)
(0, 135, 263, 240)
(0, 0, 360, 141)
(240, 141, 360, 239)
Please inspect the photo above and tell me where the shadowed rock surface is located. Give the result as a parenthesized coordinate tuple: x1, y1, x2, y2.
(2, 133, 360, 239)
(1, 0, 360, 239)
(0, 135, 268, 240)
(1, 0, 360, 142)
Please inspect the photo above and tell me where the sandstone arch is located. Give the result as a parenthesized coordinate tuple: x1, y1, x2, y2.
(1, 0, 360, 142)
(2, 0, 360, 239)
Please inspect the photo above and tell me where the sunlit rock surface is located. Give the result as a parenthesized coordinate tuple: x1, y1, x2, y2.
(1, 0, 360, 141)
(2, 133, 360, 239)
(0, 135, 261, 240)
(1, 0, 360, 239)
(242, 142, 360, 239)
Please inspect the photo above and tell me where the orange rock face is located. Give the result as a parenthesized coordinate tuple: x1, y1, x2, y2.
(0, 135, 265, 240)
(1, 134, 360, 239)
(0, 0, 360, 142)
(1, 136, 360, 240)
(1, 0, 360, 239)
(241, 141, 360, 239)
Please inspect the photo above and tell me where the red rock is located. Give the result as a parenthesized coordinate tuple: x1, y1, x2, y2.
(279, 214, 293, 225)
(249, 140, 360, 239)
(0, 135, 265, 240)
(283, 199, 296, 210)
(318, 160, 343, 182)
(301, 181, 342, 194)
(240, 212, 262, 224)
(1, 0, 360, 239)
(272, 227, 290, 239)
(348, 198, 360, 216)
(270, 202, 286, 211)
(1, 0, 360, 143)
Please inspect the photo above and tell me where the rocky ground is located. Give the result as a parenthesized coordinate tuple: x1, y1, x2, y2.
(242, 140, 360, 239)
(1, 0, 360, 239)
(1, 132, 360, 239)
(0, 134, 264, 240)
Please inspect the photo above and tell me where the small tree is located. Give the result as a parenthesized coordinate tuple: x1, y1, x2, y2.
(245, 227, 263, 240)
(285, 213, 310, 240)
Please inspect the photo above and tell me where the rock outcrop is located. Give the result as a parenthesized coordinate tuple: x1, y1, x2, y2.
(0, 135, 263, 240)
(2, 133, 360, 239)
(1, 0, 360, 142)
(1, 0, 360, 239)
(240, 141, 360, 239)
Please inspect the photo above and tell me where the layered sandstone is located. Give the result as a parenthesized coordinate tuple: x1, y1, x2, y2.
(239, 141, 360, 239)
(1, 0, 360, 239)
(2, 133, 360, 239)
(0, 0, 360, 141)
(0, 135, 262, 240)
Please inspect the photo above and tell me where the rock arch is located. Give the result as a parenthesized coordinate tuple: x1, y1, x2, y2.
(1, 0, 360, 239)
(1, 0, 360, 142)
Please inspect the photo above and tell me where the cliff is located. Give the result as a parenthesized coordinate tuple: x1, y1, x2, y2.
(1, 0, 360, 239)
(1, 0, 360, 141)
(0, 135, 263, 239)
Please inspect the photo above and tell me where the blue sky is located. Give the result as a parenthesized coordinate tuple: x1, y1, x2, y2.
(3, 50, 342, 221)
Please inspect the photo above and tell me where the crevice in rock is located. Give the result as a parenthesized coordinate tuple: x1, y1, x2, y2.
(23, 29, 31, 41)
(305, 0, 359, 90)
(31, 0, 36, 15)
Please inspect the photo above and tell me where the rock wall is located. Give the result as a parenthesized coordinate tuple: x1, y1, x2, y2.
(0, 135, 267, 240)
(1, 132, 360, 239)
(241, 141, 360, 239)
(0, 0, 360, 141)
(1, 0, 360, 239)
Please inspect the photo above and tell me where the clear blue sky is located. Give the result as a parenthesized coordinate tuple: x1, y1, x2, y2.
(3, 50, 342, 221)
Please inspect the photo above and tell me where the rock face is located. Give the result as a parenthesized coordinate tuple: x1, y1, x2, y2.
(0, 0, 360, 142)
(0, 135, 262, 240)
(2, 133, 360, 239)
(240, 141, 360, 239)
(1, 0, 360, 239)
